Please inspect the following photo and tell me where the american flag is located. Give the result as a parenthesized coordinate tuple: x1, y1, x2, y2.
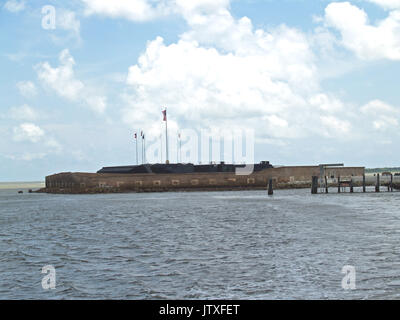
(162, 109, 167, 121)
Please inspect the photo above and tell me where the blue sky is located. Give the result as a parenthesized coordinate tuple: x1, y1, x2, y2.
(1, 0, 400, 181)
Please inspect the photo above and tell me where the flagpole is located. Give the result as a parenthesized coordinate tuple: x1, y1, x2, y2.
(143, 134, 146, 164)
(160, 133, 163, 164)
(165, 109, 169, 164)
(141, 131, 144, 164)
(136, 135, 138, 165)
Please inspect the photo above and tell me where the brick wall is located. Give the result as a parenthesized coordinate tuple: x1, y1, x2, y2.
(44, 166, 365, 193)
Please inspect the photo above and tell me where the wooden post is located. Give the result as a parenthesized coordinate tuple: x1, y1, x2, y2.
(311, 176, 318, 194)
(391, 174, 394, 192)
(325, 176, 328, 193)
(363, 174, 366, 193)
(338, 176, 341, 193)
(376, 174, 380, 193)
(268, 179, 273, 196)
(350, 179, 354, 193)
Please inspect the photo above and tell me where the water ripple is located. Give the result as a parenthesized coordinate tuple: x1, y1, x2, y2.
(1, 188, 400, 299)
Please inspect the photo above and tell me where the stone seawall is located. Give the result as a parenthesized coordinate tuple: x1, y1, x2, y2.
(38, 166, 365, 194)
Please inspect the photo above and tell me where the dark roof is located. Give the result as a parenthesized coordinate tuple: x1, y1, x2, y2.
(97, 161, 273, 174)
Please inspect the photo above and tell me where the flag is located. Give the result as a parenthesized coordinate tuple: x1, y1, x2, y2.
(162, 109, 167, 121)
(141, 131, 143, 137)
(134, 133, 137, 139)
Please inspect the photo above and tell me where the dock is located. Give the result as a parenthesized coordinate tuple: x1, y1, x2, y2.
(311, 173, 398, 194)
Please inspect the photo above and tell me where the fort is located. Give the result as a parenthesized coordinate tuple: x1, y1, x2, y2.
(38, 164, 365, 194)
(36, 111, 366, 194)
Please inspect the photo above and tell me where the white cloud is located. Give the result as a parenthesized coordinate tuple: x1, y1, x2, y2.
(372, 116, 399, 130)
(51, 0, 400, 162)
(80, 0, 230, 21)
(80, 0, 363, 140)
(36, 49, 84, 100)
(117, 1, 375, 146)
(309, 93, 345, 112)
(13, 123, 45, 143)
(126, 36, 309, 125)
(16, 81, 37, 97)
(320, 115, 351, 137)
(44, 137, 62, 153)
(324, 2, 400, 60)
(175, 0, 230, 16)
(85, 96, 107, 114)
(9, 104, 38, 121)
(35, 49, 107, 113)
(75, 0, 400, 154)
(361, 99, 400, 130)
(11, 122, 63, 160)
(81, 0, 165, 21)
(124, 24, 349, 142)
(361, 99, 399, 114)
(3, 0, 25, 13)
(367, 0, 400, 10)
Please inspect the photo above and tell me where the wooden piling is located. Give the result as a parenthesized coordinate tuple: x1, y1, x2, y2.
(376, 174, 380, 193)
(338, 176, 341, 193)
(268, 179, 273, 196)
(362, 174, 366, 193)
(311, 176, 318, 194)
(391, 174, 394, 192)
(325, 176, 328, 193)
(350, 179, 354, 193)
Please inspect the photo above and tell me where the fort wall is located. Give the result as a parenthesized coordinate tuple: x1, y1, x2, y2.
(42, 166, 365, 194)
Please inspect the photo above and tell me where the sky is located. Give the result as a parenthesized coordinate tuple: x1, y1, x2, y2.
(1, 0, 400, 181)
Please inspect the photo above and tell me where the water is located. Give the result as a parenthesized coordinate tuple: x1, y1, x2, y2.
(1, 187, 400, 299)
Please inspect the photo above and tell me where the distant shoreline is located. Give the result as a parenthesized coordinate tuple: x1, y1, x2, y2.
(365, 168, 400, 174)
(0, 182, 45, 190)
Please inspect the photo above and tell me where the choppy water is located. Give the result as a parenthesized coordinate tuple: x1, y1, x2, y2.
(1, 187, 400, 299)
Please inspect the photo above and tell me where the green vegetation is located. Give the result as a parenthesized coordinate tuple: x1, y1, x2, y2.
(365, 168, 400, 174)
